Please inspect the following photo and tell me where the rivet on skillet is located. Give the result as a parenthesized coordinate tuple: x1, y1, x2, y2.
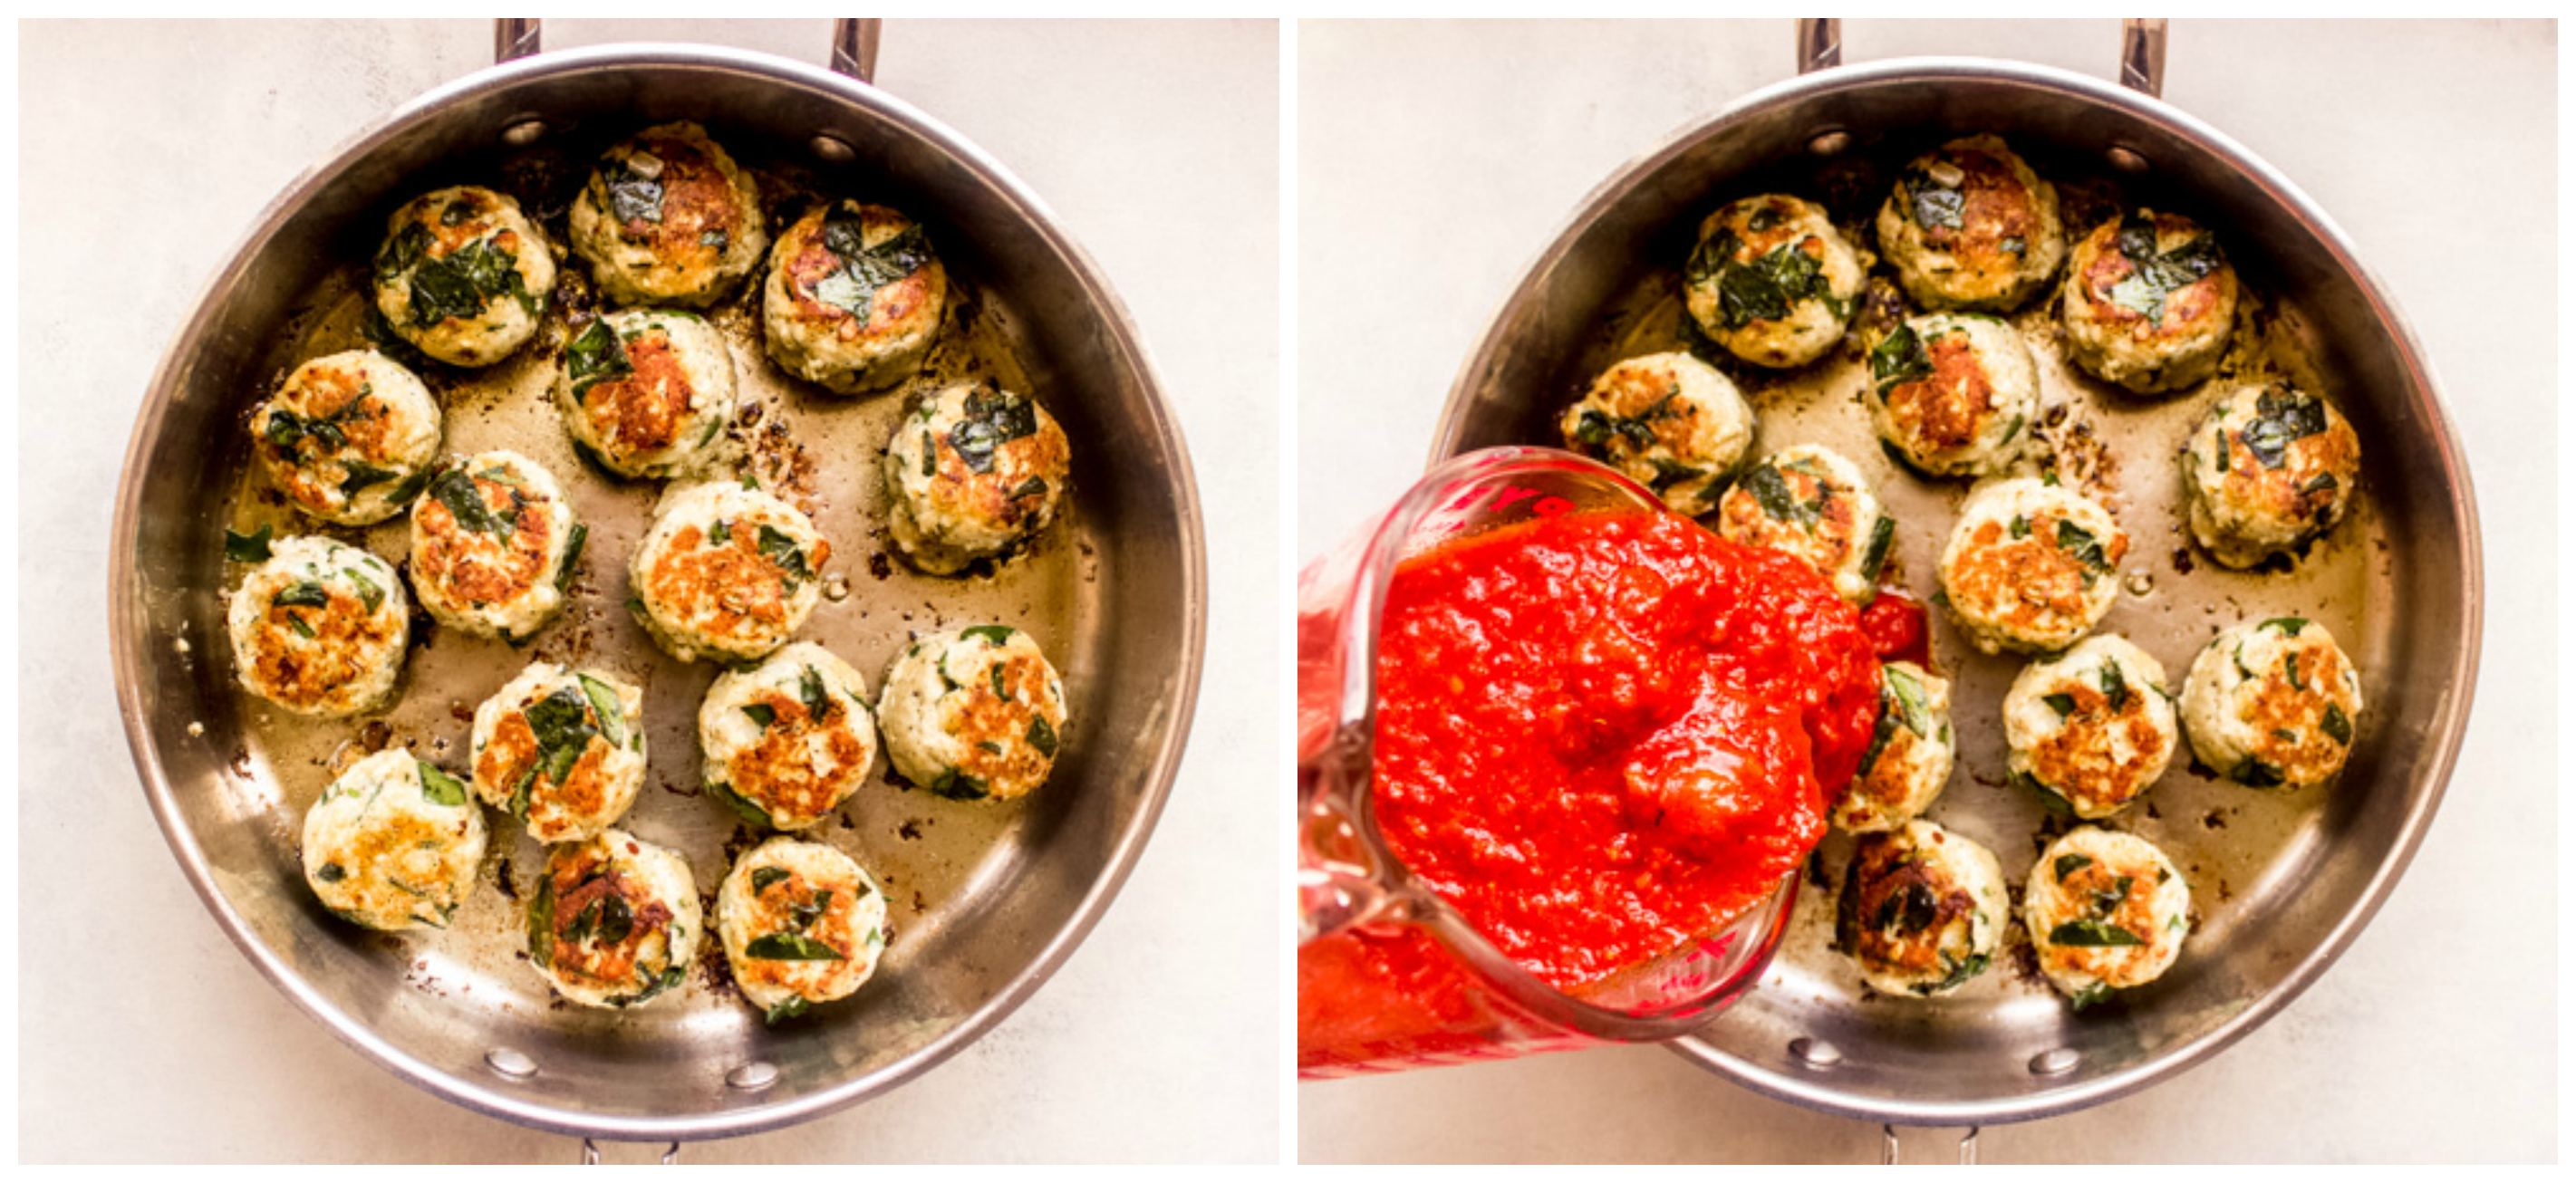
(500, 118, 548, 148)
(1807, 130, 1852, 158)
(811, 133, 859, 164)
(485, 1047, 537, 1079)
(727, 1062, 781, 1091)
(1789, 1036, 1843, 1068)
(2105, 144, 2151, 175)
(2029, 1047, 2082, 1076)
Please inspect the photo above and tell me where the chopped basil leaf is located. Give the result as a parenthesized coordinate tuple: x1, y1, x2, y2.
(1738, 462, 1819, 526)
(2015, 771, 2077, 818)
(2284, 651, 2307, 691)
(2238, 387, 2330, 470)
(429, 467, 515, 538)
(595, 894, 635, 946)
(225, 524, 274, 563)
(2043, 692, 2078, 718)
(764, 998, 812, 1024)
(375, 221, 429, 278)
(709, 518, 731, 547)
(811, 218, 934, 322)
(274, 582, 333, 611)
(402, 235, 536, 328)
(564, 318, 633, 396)
(2010, 515, 2031, 540)
(524, 688, 601, 785)
(2055, 519, 2109, 580)
(1925, 951, 1989, 994)
(801, 666, 832, 719)
(1905, 165, 1964, 231)
(556, 523, 587, 595)
(927, 768, 988, 801)
(604, 165, 664, 226)
(757, 524, 814, 584)
(1884, 665, 1933, 737)
(2300, 472, 2340, 498)
(316, 862, 347, 883)
(339, 460, 400, 498)
(2049, 919, 2146, 947)
(744, 932, 845, 961)
(1714, 240, 1840, 329)
(2054, 853, 2094, 880)
(709, 781, 778, 830)
(2105, 213, 2225, 326)
(751, 867, 791, 894)
(417, 762, 468, 807)
(920, 430, 939, 477)
(2261, 617, 2311, 637)
(949, 388, 1042, 475)
(1010, 476, 1050, 500)
(576, 673, 626, 749)
(1868, 322, 1934, 391)
(960, 624, 1016, 647)
(1858, 515, 1896, 584)
(989, 660, 1010, 700)
(526, 872, 556, 967)
(2069, 983, 2116, 1011)
(1028, 714, 1059, 758)
(2233, 757, 2286, 788)
(2098, 659, 2132, 713)
(2321, 702, 2353, 745)
(507, 766, 536, 819)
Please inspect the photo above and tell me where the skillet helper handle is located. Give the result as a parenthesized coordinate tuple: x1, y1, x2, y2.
(1792, 16, 2169, 97)
(579, 1139, 680, 1165)
(487, 17, 882, 83)
(1880, 1124, 1980, 1166)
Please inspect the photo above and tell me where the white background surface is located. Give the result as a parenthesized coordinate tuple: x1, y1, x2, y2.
(19, 18, 1278, 1164)
(1297, 19, 2555, 1164)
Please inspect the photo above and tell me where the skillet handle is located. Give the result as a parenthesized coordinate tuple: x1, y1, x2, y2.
(1793, 16, 2169, 98)
(486, 17, 882, 84)
(1880, 1125, 1980, 1166)
(579, 1139, 680, 1164)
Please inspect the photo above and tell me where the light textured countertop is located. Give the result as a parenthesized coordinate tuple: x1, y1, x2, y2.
(1296, 19, 2554, 1164)
(20, 18, 1278, 1164)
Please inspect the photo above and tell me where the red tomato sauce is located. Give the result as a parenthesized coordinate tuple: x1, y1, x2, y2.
(1365, 509, 1881, 990)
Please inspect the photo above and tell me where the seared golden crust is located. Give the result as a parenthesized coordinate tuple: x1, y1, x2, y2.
(728, 689, 872, 822)
(644, 522, 819, 648)
(1876, 135, 2065, 311)
(1938, 479, 2127, 654)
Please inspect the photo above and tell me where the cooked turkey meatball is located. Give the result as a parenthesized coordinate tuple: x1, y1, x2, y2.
(883, 382, 1073, 575)
(470, 662, 648, 844)
(629, 481, 830, 665)
(2181, 617, 2364, 791)
(1833, 661, 1954, 832)
(1558, 351, 1755, 515)
(2025, 827, 2192, 1005)
(716, 838, 891, 1022)
(1936, 476, 2127, 654)
(700, 643, 880, 832)
(1875, 134, 2066, 312)
(370, 185, 555, 367)
(2181, 383, 2363, 568)
(878, 625, 1067, 803)
(406, 450, 583, 642)
(555, 309, 738, 480)
(1714, 444, 1893, 604)
(1866, 313, 2040, 477)
(762, 200, 947, 394)
(1684, 194, 1867, 369)
(251, 350, 441, 524)
(566, 121, 767, 308)
(525, 829, 701, 1009)
(2061, 209, 2238, 394)
(302, 749, 486, 931)
(1835, 820, 2009, 997)
(2002, 635, 2178, 819)
(227, 536, 410, 717)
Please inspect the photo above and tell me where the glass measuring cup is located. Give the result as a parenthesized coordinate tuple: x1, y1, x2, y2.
(1298, 447, 1799, 1077)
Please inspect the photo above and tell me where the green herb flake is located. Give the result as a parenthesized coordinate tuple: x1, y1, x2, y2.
(2261, 617, 2311, 637)
(742, 703, 777, 728)
(2043, 692, 2079, 718)
(576, 673, 626, 749)
(2098, 659, 2132, 713)
(316, 862, 347, 883)
(2069, 983, 2116, 1011)
(428, 467, 515, 539)
(2321, 702, 2354, 745)
(2055, 519, 2110, 580)
(744, 932, 845, 961)
(709, 781, 779, 830)
(1010, 476, 1050, 500)
(2233, 757, 2287, 788)
(949, 388, 1042, 475)
(1028, 714, 1059, 759)
(523, 688, 602, 786)
(605, 164, 664, 226)
(751, 867, 792, 895)
(564, 318, 634, 396)
(2054, 853, 2095, 880)
(2104, 213, 2225, 327)
(1714, 240, 1838, 329)
(1738, 462, 1819, 526)
(1858, 515, 1896, 584)
(757, 524, 815, 584)
(812, 219, 934, 322)
(1905, 165, 1965, 231)
(417, 762, 468, 806)
(338, 460, 400, 498)
(926, 768, 988, 801)
(801, 666, 832, 719)
(1925, 951, 1989, 995)
(556, 523, 587, 595)
(2284, 651, 2308, 691)
(225, 524, 275, 563)
(274, 582, 333, 611)
(2050, 919, 2147, 948)
(1868, 322, 1934, 392)
(960, 624, 1017, 648)
(764, 998, 812, 1024)
(2239, 388, 2329, 470)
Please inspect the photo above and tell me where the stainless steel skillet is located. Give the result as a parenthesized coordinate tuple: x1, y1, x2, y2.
(110, 22, 1206, 1143)
(1429, 21, 2478, 1132)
